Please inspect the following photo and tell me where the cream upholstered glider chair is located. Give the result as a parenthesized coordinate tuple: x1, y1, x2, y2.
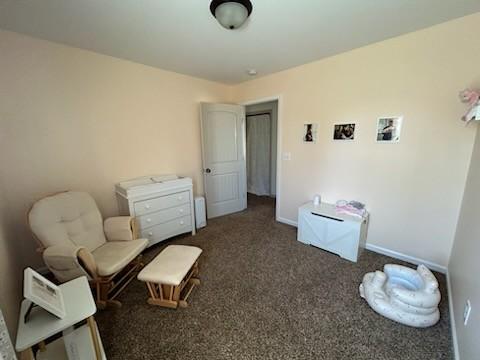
(28, 191, 149, 308)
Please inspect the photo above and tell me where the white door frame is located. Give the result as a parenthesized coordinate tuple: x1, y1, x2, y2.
(240, 95, 283, 223)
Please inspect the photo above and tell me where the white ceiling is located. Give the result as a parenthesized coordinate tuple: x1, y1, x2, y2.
(1, 1, 479, 84)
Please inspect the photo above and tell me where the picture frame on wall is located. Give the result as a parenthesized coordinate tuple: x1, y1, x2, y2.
(303, 123, 318, 143)
(376, 116, 403, 143)
(333, 123, 356, 140)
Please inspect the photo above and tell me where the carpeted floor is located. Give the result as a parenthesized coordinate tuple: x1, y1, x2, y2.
(96, 195, 452, 360)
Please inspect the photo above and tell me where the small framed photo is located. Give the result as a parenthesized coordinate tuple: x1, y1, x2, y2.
(333, 123, 355, 141)
(24, 267, 66, 319)
(303, 123, 318, 143)
(376, 116, 403, 143)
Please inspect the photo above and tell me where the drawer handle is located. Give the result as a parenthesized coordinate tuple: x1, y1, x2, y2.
(178, 196, 183, 201)
(180, 220, 184, 225)
(148, 231, 153, 237)
(179, 209, 184, 213)
(146, 218, 152, 223)
(145, 204, 151, 209)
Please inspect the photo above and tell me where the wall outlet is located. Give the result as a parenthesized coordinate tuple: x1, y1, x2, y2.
(463, 300, 472, 326)
(282, 152, 291, 161)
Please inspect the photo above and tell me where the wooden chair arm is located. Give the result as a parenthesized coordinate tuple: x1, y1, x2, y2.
(78, 248, 98, 279)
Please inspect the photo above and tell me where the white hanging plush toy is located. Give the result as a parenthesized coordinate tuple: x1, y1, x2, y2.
(459, 88, 480, 124)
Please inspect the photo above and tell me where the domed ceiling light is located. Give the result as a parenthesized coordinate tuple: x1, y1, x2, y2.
(210, 0, 253, 30)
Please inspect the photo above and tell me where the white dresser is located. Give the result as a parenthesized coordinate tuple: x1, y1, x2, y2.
(116, 175, 196, 247)
(297, 202, 369, 262)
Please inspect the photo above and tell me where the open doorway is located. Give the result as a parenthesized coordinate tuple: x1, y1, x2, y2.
(245, 100, 278, 217)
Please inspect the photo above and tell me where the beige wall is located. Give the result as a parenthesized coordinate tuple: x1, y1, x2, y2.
(0, 29, 232, 339)
(449, 125, 480, 359)
(232, 13, 480, 267)
(0, 181, 24, 342)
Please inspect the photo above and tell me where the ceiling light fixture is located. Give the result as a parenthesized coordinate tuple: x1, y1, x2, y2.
(210, 0, 253, 30)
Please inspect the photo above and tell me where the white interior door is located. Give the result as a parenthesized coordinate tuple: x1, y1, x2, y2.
(200, 103, 247, 218)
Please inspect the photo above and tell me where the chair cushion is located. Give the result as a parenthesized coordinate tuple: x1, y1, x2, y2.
(137, 245, 202, 286)
(29, 191, 106, 252)
(93, 238, 149, 276)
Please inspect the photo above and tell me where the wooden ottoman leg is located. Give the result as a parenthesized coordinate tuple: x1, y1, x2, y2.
(146, 283, 178, 309)
(191, 261, 201, 285)
(146, 282, 158, 299)
(173, 284, 182, 303)
(190, 261, 201, 285)
(179, 263, 201, 308)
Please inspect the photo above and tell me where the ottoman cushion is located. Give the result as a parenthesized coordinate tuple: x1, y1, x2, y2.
(138, 245, 202, 286)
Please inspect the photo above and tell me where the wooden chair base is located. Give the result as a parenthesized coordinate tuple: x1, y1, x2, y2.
(92, 255, 144, 309)
(96, 299, 122, 310)
(144, 261, 200, 309)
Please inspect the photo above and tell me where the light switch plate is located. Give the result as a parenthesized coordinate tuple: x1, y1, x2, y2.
(282, 152, 291, 161)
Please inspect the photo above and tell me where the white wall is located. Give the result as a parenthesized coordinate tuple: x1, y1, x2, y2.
(233, 13, 480, 267)
(449, 125, 480, 359)
(246, 101, 278, 196)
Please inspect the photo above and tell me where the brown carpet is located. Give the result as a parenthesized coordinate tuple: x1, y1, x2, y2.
(96, 195, 452, 360)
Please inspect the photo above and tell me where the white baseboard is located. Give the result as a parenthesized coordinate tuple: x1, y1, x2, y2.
(365, 243, 447, 274)
(275, 216, 447, 273)
(447, 271, 460, 360)
(276, 216, 298, 227)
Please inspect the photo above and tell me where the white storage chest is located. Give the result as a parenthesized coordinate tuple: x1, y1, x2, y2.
(116, 175, 196, 247)
(297, 202, 369, 262)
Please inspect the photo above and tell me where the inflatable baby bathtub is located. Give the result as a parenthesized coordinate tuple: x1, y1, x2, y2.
(359, 264, 441, 327)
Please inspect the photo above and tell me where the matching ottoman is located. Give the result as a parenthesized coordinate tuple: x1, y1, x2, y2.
(138, 245, 202, 309)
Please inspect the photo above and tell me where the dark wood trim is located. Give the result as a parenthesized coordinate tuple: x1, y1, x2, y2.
(246, 112, 271, 117)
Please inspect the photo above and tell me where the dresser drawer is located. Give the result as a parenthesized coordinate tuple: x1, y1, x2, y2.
(137, 204, 191, 229)
(141, 215, 192, 245)
(134, 191, 190, 216)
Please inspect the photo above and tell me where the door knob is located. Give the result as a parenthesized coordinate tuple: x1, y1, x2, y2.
(205, 168, 212, 173)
